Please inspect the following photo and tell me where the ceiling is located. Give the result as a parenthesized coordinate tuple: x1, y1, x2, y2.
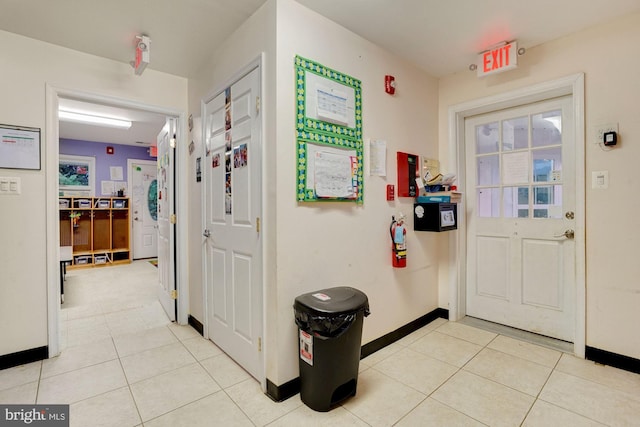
(58, 99, 167, 146)
(2, 0, 639, 145)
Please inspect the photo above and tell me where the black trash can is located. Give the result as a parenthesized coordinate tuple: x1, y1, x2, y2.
(293, 286, 370, 412)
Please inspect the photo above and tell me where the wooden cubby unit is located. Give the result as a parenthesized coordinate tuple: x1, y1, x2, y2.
(59, 197, 131, 268)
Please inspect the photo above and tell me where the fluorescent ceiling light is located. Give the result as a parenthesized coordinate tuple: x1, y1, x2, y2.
(58, 110, 132, 129)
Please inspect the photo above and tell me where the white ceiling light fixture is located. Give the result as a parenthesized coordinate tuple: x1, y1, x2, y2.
(58, 110, 132, 129)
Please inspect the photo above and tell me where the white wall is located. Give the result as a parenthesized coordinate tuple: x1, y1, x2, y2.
(0, 30, 187, 357)
(272, 0, 439, 385)
(438, 12, 640, 359)
(186, 0, 440, 387)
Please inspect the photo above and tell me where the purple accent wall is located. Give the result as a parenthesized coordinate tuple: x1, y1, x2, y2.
(60, 138, 155, 195)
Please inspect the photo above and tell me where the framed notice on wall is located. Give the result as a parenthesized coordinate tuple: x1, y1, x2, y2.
(0, 124, 41, 170)
(295, 55, 363, 203)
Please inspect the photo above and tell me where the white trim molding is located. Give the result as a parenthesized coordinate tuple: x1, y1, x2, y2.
(447, 73, 586, 357)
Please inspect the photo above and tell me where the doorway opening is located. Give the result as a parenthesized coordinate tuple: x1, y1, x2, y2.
(46, 86, 188, 357)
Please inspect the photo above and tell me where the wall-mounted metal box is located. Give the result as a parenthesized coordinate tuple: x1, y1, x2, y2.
(413, 203, 457, 232)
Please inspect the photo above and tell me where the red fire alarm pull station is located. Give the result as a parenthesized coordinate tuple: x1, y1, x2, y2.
(386, 184, 395, 201)
(397, 152, 419, 197)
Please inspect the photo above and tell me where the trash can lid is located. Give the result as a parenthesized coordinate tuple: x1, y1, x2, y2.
(294, 286, 369, 316)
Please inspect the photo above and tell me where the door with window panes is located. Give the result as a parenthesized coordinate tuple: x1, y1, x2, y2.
(465, 96, 575, 342)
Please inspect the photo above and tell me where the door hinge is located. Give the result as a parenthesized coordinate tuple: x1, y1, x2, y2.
(170, 214, 177, 224)
(256, 217, 260, 233)
(256, 96, 261, 114)
(170, 289, 178, 300)
(258, 337, 262, 352)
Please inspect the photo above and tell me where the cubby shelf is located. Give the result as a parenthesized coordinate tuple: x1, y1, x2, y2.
(59, 197, 131, 268)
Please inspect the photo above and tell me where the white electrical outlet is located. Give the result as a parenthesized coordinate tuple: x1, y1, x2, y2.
(594, 123, 618, 144)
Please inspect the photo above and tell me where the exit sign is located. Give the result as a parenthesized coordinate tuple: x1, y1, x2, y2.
(477, 41, 518, 77)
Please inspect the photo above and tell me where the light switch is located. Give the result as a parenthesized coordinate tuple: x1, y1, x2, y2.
(592, 171, 609, 189)
(0, 177, 20, 194)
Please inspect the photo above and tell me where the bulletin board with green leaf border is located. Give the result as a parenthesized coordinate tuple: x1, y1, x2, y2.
(295, 55, 363, 203)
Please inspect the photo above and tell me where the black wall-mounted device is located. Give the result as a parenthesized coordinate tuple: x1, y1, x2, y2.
(603, 131, 617, 146)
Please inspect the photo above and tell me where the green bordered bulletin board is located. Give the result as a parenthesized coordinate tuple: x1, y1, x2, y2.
(295, 55, 363, 203)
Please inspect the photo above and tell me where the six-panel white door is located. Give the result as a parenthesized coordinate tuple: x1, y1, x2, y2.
(203, 67, 263, 379)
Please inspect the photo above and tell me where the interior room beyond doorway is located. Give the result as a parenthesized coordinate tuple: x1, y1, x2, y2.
(60, 261, 169, 351)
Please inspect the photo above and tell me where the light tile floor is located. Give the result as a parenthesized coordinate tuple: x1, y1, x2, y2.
(2, 261, 640, 426)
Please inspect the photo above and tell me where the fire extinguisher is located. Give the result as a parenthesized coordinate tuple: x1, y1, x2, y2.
(390, 214, 407, 268)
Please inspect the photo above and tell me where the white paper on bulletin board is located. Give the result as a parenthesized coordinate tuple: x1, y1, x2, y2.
(306, 143, 357, 199)
(305, 72, 356, 128)
(502, 151, 529, 184)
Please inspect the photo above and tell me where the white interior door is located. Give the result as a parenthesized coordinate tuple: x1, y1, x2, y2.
(203, 67, 263, 379)
(465, 96, 576, 342)
(131, 161, 158, 259)
(157, 118, 177, 321)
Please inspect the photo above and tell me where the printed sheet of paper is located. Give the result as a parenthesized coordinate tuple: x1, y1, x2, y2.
(369, 139, 387, 176)
(314, 151, 355, 199)
(110, 166, 124, 181)
(101, 180, 115, 196)
(0, 126, 40, 170)
(502, 151, 529, 185)
(304, 72, 356, 128)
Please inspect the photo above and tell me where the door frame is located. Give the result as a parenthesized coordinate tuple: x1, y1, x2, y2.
(447, 73, 586, 356)
(45, 85, 189, 357)
(200, 55, 266, 388)
(127, 159, 158, 260)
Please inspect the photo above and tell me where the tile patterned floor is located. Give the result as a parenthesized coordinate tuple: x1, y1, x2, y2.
(1, 261, 639, 426)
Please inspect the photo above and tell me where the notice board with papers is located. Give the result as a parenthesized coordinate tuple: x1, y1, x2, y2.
(295, 55, 363, 203)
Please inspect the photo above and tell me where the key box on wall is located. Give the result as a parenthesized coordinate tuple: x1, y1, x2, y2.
(413, 203, 457, 232)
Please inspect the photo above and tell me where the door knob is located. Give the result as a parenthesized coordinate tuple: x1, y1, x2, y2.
(203, 229, 211, 238)
(554, 229, 574, 239)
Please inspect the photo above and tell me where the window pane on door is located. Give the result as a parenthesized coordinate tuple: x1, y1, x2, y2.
(504, 187, 529, 218)
(477, 188, 500, 218)
(532, 147, 562, 182)
(533, 185, 563, 219)
(502, 116, 528, 151)
(476, 122, 499, 154)
(477, 155, 499, 186)
(532, 110, 562, 147)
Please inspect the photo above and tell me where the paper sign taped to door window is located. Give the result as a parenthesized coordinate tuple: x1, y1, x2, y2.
(502, 151, 530, 185)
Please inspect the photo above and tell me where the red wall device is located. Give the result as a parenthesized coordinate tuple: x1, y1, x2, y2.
(386, 184, 395, 201)
(385, 75, 396, 95)
(397, 152, 419, 197)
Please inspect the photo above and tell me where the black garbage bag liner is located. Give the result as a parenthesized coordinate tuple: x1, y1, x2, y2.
(294, 309, 368, 340)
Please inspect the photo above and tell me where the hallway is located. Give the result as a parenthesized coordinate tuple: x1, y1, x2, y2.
(0, 262, 639, 425)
